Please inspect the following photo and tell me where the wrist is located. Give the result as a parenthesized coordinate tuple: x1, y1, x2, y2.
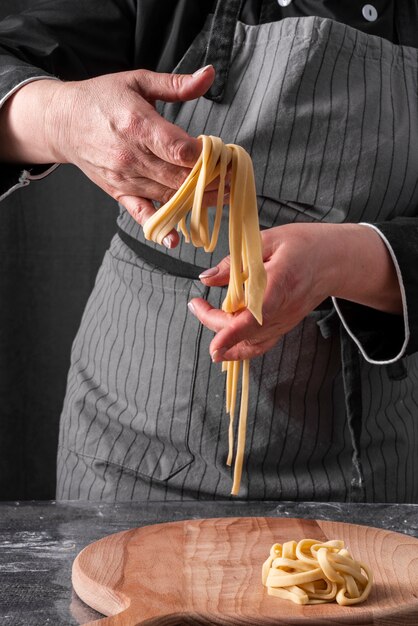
(0, 78, 68, 164)
(332, 223, 402, 314)
(44, 80, 76, 164)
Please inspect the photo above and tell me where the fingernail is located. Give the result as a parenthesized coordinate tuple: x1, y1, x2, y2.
(211, 348, 226, 363)
(163, 236, 173, 248)
(199, 266, 219, 279)
(193, 64, 213, 77)
(187, 301, 196, 316)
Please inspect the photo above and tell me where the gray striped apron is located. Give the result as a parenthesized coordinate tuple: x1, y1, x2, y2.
(57, 7, 418, 502)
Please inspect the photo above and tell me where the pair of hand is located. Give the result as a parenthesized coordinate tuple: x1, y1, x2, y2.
(50, 69, 401, 360)
(1, 67, 402, 360)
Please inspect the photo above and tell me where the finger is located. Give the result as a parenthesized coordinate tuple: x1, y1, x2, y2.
(134, 65, 215, 104)
(141, 107, 203, 167)
(132, 155, 229, 195)
(209, 308, 261, 359)
(199, 256, 231, 285)
(213, 336, 279, 362)
(131, 151, 196, 191)
(204, 169, 232, 192)
(123, 147, 222, 192)
(201, 189, 230, 207)
(119, 195, 179, 248)
(112, 178, 183, 204)
(135, 183, 228, 209)
(189, 295, 279, 361)
(106, 156, 229, 207)
(187, 298, 232, 333)
(188, 299, 264, 360)
(133, 66, 215, 168)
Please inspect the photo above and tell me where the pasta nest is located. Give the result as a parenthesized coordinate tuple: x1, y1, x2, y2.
(262, 539, 373, 606)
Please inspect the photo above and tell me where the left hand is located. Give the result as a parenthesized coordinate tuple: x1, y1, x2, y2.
(187, 222, 402, 361)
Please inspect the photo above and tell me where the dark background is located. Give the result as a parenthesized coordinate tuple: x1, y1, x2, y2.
(0, 0, 118, 499)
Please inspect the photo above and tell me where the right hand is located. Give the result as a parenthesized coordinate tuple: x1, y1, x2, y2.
(46, 65, 215, 247)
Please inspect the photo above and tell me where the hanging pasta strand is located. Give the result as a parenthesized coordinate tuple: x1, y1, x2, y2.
(226, 359, 241, 467)
(143, 135, 267, 495)
(230, 358, 250, 495)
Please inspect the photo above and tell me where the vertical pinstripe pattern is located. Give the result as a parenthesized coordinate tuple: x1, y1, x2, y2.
(57, 16, 418, 502)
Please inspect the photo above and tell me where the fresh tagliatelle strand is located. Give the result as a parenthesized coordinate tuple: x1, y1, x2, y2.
(262, 539, 373, 606)
(229, 358, 250, 495)
(143, 135, 267, 495)
(226, 359, 240, 467)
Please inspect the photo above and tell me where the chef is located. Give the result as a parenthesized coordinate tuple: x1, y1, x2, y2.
(0, 0, 417, 502)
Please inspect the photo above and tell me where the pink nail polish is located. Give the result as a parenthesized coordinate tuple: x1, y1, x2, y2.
(187, 301, 196, 316)
(163, 236, 172, 248)
(193, 64, 213, 77)
(211, 348, 226, 362)
(199, 266, 219, 279)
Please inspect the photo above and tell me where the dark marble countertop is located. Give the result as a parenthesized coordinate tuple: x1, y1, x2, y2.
(0, 500, 417, 625)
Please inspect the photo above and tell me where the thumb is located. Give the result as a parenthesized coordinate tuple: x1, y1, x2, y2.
(136, 65, 215, 103)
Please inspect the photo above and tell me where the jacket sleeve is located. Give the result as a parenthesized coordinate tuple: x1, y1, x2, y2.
(0, 0, 139, 200)
(333, 218, 418, 364)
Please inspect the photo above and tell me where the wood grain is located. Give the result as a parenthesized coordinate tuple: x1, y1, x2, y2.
(72, 517, 418, 625)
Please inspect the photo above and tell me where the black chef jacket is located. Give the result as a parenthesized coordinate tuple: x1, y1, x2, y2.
(0, 0, 418, 363)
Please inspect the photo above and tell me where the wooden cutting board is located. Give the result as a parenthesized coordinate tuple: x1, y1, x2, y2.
(72, 517, 418, 625)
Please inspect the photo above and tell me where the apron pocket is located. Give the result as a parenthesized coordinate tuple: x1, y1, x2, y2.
(63, 235, 208, 483)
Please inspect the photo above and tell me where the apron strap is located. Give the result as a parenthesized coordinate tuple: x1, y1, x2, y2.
(340, 325, 366, 503)
(318, 310, 366, 502)
(203, 0, 244, 102)
(117, 228, 206, 279)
